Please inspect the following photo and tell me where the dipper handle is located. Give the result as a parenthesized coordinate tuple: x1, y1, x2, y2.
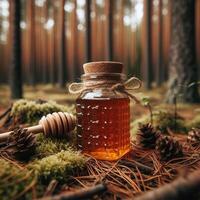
(0, 124, 43, 142)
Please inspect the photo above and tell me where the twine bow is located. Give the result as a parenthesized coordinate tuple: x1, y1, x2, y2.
(69, 77, 142, 103)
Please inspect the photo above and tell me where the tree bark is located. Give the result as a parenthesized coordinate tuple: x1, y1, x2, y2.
(85, 0, 92, 62)
(58, 0, 67, 88)
(10, 0, 23, 99)
(72, 0, 79, 79)
(118, 0, 124, 63)
(143, 0, 153, 89)
(49, 1, 57, 85)
(166, 0, 199, 103)
(156, 0, 163, 86)
(28, 0, 36, 86)
(52, 3, 58, 84)
(43, 1, 49, 83)
(106, 0, 113, 61)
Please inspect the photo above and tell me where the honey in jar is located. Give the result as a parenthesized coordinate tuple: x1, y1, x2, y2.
(75, 61, 131, 161)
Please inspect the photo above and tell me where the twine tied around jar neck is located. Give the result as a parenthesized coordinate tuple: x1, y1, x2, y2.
(68, 76, 142, 104)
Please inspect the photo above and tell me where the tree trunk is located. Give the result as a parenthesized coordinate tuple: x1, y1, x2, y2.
(166, 0, 199, 103)
(58, 0, 67, 88)
(42, 1, 48, 83)
(118, 0, 124, 63)
(143, 0, 153, 89)
(49, 0, 57, 84)
(72, 0, 79, 79)
(10, 0, 23, 99)
(28, 0, 36, 86)
(106, 0, 113, 61)
(156, 0, 163, 86)
(53, 3, 58, 84)
(85, 0, 92, 62)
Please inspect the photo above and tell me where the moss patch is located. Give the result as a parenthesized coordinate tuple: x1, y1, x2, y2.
(131, 110, 187, 139)
(35, 134, 72, 159)
(0, 159, 35, 200)
(11, 99, 74, 124)
(187, 114, 200, 129)
(0, 136, 86, 199)
(152, 111, 187, 133)
(29, 150, 86, 183)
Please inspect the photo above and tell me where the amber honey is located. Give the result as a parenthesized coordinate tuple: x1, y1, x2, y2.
(76, 98, 130, 160)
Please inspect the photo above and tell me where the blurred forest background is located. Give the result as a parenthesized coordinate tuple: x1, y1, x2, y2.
(0, 0, 199, 103)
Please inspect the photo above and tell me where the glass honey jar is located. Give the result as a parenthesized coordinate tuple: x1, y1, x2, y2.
(72, 61, 133, 161)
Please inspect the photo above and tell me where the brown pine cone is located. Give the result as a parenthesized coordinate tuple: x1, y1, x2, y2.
(136, 123, 161, 149)
(187, 128, 200, 146)
(1, 128, 36, 160)
(156, 136, 183, 161)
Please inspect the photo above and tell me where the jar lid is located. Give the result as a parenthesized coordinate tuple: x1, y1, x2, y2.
(83, 61, 123, 74)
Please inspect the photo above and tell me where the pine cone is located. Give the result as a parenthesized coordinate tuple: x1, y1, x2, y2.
(156, 136, 183, 161)
(187, 128, 200, 146)
(136, 123, 160, 149)
(1, 128, 36, 160)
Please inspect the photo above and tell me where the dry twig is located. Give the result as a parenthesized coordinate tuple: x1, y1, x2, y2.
(38, 183, 107, 200)
(134, 169, 200, 200)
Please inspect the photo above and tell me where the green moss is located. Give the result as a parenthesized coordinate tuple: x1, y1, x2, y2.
(29, 134, 86, 184)
(11, 99, 74, 125)
(0, 159, 35, 200)
(131, 110, 187, 139)
(29, 150, 86, 183)
(153, 111, 187, 133)
(34, 134, 73, 159)
(187, 114, 200, 129)
(0, 139, 86, 199)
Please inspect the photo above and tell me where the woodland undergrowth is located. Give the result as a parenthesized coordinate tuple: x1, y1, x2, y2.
(0, 99, 199, 200)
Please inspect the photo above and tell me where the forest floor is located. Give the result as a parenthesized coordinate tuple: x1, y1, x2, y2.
(0, 84, 199, 200)
(0, 84, 199, 121)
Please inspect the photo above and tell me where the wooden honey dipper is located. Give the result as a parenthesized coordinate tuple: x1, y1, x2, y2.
(0, 112, 77, 142)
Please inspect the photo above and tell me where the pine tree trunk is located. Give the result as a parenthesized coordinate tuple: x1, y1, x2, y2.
(143, 0, 153, 89)
(58, 0, 67, 88)
(10, 0, 23, 99)
(118, 0, 124, 63)
(106, 0, 113, 61)
(85, 0, 92, 62)
(42, 1, 48, 83)
(53, 4, 57, 84)
(29, 0, 36, 86)
(72, 0, 79, 79)
(166, 0, 199, 103)
(156, 0, 163, 86)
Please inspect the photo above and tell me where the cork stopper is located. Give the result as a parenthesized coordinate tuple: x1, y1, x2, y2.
(83, 61, 123, 74)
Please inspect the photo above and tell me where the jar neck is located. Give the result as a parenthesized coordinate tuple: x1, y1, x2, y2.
(81, 73, 126, 88)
